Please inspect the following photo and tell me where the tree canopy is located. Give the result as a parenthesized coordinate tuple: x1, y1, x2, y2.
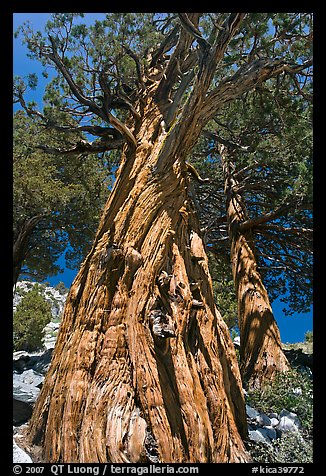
(14, 13, 312, 154)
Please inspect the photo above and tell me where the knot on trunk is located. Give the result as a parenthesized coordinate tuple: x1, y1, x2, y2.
(124, 246, 143, 274)
(157, 270, 172, 288)
(149, 309, 176, 338)
(191, 299, 204, 308)
(98, 242, 123, 268)
(189, 230, 205, 263)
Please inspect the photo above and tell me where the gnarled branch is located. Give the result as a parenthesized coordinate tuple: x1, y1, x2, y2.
(239, 203, 291, 233)
(36, 137, 124, 156)
(201, 57, 313, 124)
(177, 13, 210, 50)
(155, 13, 201, 104)
(47, 35, 106, 120)
(150, 25, 179, 68)
(47, 35, 137, 147)
(186, 161, 210, 183)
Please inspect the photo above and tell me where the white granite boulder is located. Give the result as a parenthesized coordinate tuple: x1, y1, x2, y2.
(13, 440, 33, 463)
(276, 409, 301, 432)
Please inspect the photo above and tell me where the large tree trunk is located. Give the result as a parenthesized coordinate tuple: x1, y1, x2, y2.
(27, 99, 250, 463)
(221, 146, 289, 388)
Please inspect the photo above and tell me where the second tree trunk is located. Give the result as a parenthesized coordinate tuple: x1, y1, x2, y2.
(222, 146, 289, 388)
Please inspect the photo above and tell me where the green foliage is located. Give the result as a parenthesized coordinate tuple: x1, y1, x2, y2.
(247, 368, 313, 434)
(27, 73, 38, 90)
(208, 252, 238, 330)
(304, 330, 313, 343)
(54, 281, 69, 295)
(249, 432, 313, 463)
(16, 13, 167, 124)
(13, 110, 111, 281)
(13, 285, 52, 352)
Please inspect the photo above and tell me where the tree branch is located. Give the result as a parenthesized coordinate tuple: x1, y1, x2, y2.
(122, 45, 145, 89)
(150, 25, 179, 67)
(165, 69, 195, 127)
(43, 123, 120, 138)
(15, 87, 124, 147)
(186, 161, 210, 183)
(155, 13, 201, 103)
(15, 89, 46, 121)
(177, 13, 210, 50)
(255, 223, 313, 237)
(203, 130, 251, 152)
(233, 162, 260, 180)
(47, 35, 137, 147)
(291, 74, 313, 102)
(239, 202, 291, 233)
(201, 57, 313, 124)
(106, 113, 137, 148)
(36, 137, 124, 156)
(47, 35, 106, 120)
(211, 13, 246, 59)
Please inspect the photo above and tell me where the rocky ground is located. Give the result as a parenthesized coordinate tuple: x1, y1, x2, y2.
(12, 282, 313, 463)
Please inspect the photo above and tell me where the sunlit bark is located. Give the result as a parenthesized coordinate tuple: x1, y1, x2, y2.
(221, 145, 289, 388)
(28, 100, 250, 463)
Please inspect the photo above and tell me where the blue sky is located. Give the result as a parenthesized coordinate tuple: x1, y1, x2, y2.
(13, 13, 313, 343)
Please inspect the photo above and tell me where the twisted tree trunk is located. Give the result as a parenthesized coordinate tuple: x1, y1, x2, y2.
(221, 146, 289, 388)
(27, 99, 250, 463)
(19, 9, 313, 462)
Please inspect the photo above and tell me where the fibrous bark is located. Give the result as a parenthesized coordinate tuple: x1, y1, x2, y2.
(25, 12, 269, 463)
(16, 11, 313, 460)
(27, 98, 250, 463)
(221, 146, 289, 388)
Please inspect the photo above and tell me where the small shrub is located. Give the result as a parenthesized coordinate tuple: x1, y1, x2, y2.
(304, 330, 313, 343)
(249, 432, 313, 463)
(276, 433, 313, 463)
(54, 281, 68, 295)
(15, 286, 26, 297)
(247, 368, 313, 434)
(13, 284, 52, 352)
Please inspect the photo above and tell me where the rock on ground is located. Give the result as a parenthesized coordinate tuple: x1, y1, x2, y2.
(13, 349, 52, 424)
(13, 440, 33, 463)
(277, 409, 301, 433)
